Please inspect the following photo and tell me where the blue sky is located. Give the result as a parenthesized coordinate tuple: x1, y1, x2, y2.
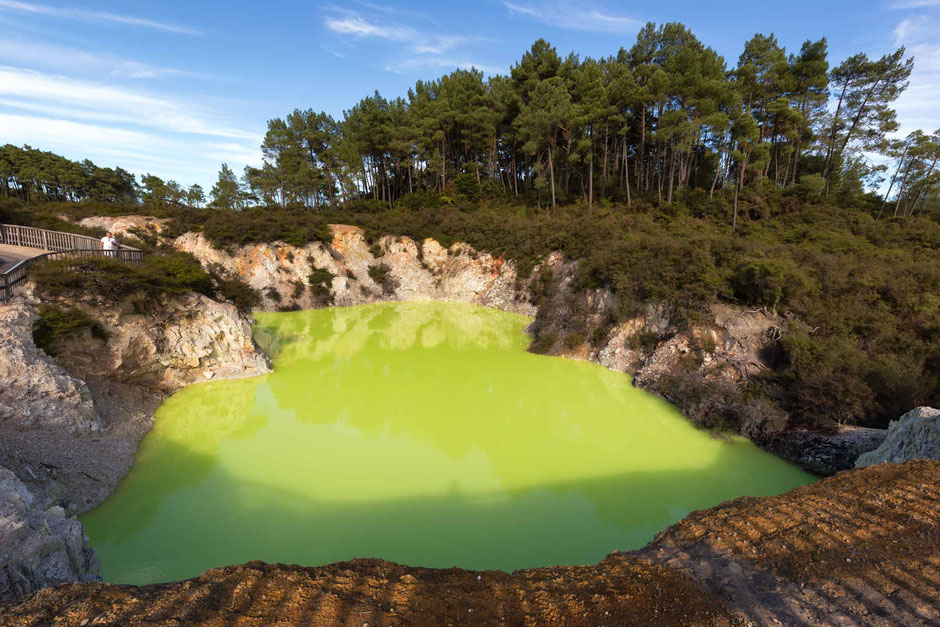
(1, 0, 938, 190)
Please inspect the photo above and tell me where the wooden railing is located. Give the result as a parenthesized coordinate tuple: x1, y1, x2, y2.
(0, 224, 143, 302)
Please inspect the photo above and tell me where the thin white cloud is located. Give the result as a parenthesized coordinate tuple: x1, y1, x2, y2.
(502, 1, 640, 33)
(0, 0, 201, 35)
(323, 8, 493, 74)
(324, 15, 412, 40)
(321, 45, 346, 59)
(348, 0, 430, 20)
(412, 36, 469, 56)
(387, 57, 502, 74)
(0, 66, 255, 139)
(892, 16, 940, 135)
(0, 38, 204, 79)
(890, 1, 940, 8)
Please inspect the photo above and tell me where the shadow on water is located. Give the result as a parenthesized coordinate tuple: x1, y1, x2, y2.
(83, 435, 810, 586)
(81, 302, 815, 586)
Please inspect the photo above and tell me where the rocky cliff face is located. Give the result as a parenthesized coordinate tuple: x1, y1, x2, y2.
(173, 226, 535, 316)
(77, 215, 170, 241)
(0, 303, 100, 434)
(856, 406, 940, 467)
(169, 223, 779, 410)
(0, 466, 98, 602)
(38, 290, 271, 393)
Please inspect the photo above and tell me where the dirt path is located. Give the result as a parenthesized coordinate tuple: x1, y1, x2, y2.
(1, 461, 937, 626)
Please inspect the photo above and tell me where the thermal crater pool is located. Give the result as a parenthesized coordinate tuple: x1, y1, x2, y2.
(81, 301, 815, 585)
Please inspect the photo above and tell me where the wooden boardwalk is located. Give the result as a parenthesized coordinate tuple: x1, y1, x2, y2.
(0, 243, 52, 273)
(0, 224, 142, 302)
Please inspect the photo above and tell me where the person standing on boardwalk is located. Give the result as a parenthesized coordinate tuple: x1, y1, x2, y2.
(99, 231, 120, 257)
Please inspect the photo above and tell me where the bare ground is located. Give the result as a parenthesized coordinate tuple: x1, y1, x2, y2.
(1, 460, 937, 626)
(0, 377, 161, 515)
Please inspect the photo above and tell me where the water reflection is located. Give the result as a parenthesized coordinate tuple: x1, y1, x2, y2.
(82, 302, 815, 585)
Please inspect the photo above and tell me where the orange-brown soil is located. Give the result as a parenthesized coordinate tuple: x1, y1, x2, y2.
(2, 461, 938, 626)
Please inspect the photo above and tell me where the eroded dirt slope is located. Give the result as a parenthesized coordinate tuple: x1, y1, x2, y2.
(641, 459, 940, 626)
(2, 461, 938, 626)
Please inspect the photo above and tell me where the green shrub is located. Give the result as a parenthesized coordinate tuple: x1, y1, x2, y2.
(629, 330, 666, 353)
(216, 276, 261, 312)
(730, 260, 817, 310)
(341, 198, 387, 213)
(563, 332, 584, 350)
(454, 173, 483, 202)
(140, 253, 214, 295)
(29, 253, 213, 302)
(790, 174, 826, 200)
(308, 267, 335, 300)
(397, 190, 441, 210)
(32, 305, 105, 354)
(201, 208, 331, 249)
(589, 324, 609, 347)
(528, 332, 556, 354)
(368, 264, 389, 285)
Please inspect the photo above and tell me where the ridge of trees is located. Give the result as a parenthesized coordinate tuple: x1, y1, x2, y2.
(224, 25, 934, 217)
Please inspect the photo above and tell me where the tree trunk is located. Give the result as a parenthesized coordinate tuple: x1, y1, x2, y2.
(638, 105, 646, 192)
(892, 156, 916, 218)
(823, 82, 850, 197)
(667, 147, 676, 204)
(548, 146, 557, 209)
(878, 148, 909, 219)
(588, 146, 594, 212)
(622, 137, 631, 208)
(709, 140, 723, 199)
(733, 153, 748, 231)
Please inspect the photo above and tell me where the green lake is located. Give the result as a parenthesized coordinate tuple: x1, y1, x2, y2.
(81, 301, 815, 585)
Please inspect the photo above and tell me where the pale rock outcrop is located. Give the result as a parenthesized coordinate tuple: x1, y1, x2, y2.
(635, 305, 780, 387)
(0, 466, 98, 601)
(597, 304, 674, 373)
(173, 229, 374, 310)
(856, 407, 940, 467)
(0, 303, 100, 433)
(45, 292, 271, 391)
(175, 225, 536, 316)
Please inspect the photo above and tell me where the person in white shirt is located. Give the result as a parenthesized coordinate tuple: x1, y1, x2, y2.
(99, 232, 119, 256)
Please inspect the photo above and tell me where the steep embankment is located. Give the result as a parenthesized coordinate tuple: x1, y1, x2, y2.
(83, 215, 888, 473)
(0, 288, 269, 601)
(2, 460, 936, 626)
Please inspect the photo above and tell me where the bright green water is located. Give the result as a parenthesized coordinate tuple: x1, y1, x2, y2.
(81, 301, 814, 585)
